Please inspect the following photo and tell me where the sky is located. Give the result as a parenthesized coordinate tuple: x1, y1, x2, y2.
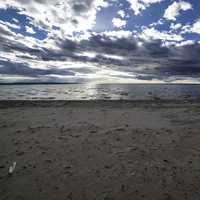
(0, 0, 200, 83)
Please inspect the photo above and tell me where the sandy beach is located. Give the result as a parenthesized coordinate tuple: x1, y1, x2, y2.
(0, 100, 200, 200)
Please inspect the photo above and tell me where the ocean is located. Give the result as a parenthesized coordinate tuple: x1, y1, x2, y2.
(0, 84, 200, 100)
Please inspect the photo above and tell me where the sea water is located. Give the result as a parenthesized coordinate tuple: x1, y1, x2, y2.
(0, 84, 200, 100)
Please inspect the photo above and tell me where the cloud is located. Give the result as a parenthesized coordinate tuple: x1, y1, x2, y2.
(1, 21, 200, 83)
(140, 27, 184, 42)
(0, 1, 199, 83)
(0, 20, 21, 30)
(0, 22, 17, 37)
(0, 60, 75, 77)
(170, 23, 182, 31)
(164, 1, 192, 21)
(182, 19, 200, 34)
(25, 25, 36, 34)
(117, 10, 126, 18)
(12, 18, 20, 24)
(127, 0, 165, 15)
(191, 20, 200, 34)
(100, 30, 132, 38)
(0, 0, 110, 37)
(112, 18, 127, 28)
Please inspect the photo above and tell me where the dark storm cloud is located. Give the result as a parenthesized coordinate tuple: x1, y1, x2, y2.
(156, 58, 200, 76)
(33, 34, 138, 65)
(80, 34, 138, 53)
(153, 43, 200, 77)
(72, 3, 90, 13)
(1, 38, 41, 55)
(142, 40, 171, 57)
(0, 60, 75, 76)
(59, 39, 77, 51)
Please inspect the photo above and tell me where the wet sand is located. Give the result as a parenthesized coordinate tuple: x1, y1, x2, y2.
(0, 100, 200, 200)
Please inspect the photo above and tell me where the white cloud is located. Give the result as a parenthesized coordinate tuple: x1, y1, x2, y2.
(75, 51, 97, 59)
(127, 0, 165, 15)
(181, 19, 200, 34)
(101, 30, 132, 38)
(112, 18, 127, 28)
(189, 19, 200, 34)
(0, 20, 21, 30)
(12, 18, 20, 24)
(102, 54, 125, 60)
(149, 19, 164, 27)
(176, 40, 195, 47)
(140, 27, 184, 42)
(170, 23, 182, 30)
(25, 26, 36, 34)
(164, 1, 192, 21)
(117, 10, 126, 18)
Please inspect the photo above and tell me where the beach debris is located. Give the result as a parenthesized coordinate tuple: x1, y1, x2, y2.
(16, 151, 25, 156)
(60, 125, 65, 133)
(0, 164, 5, 169)
(45, 159, 52, 163)
(101, 192, 113, 200)
(130, 171, 136, 176)
(153, 96, 162, 101)
(120, 184, 126, 192)
(67, 192, 72, 200)
(8, 162, 17, 175)
(120, 92, 128, 96)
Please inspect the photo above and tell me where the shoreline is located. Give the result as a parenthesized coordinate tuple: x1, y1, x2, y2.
(0, 99, 200, 107)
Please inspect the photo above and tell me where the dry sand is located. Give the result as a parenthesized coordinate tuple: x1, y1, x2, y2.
(0, 100, 200, 200)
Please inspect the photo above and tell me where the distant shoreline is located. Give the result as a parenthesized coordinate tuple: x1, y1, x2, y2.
(0, 83, 200, 85)
(0, 82, 80, 85)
